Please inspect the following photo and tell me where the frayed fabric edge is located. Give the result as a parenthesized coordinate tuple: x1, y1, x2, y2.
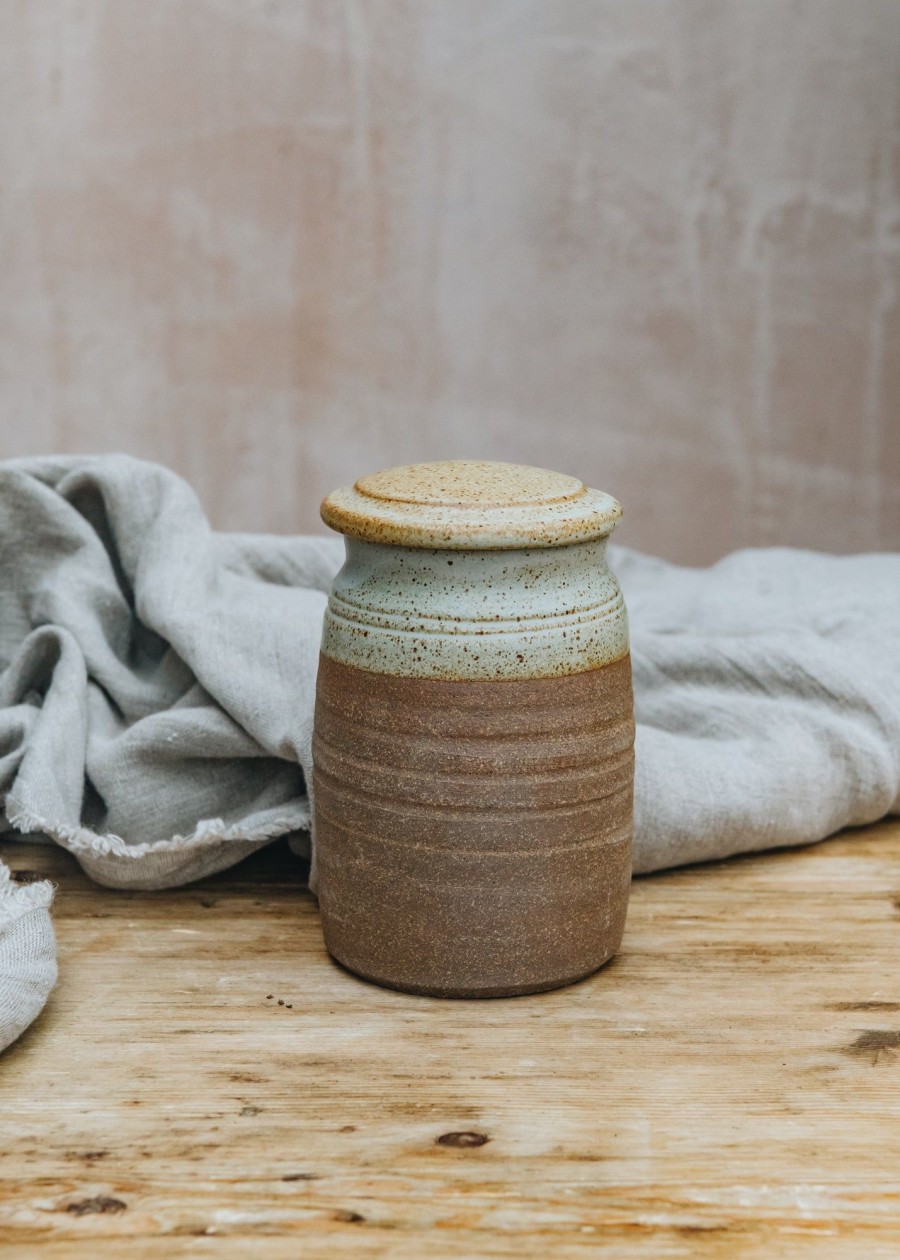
(0, 862, 55, 929)
(5, 800, 311, 861)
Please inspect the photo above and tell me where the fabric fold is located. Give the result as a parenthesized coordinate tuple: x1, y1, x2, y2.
(0, 866, 56, 1053)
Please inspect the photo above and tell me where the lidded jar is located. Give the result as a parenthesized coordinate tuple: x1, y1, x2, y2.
(313, 460, 634, 997)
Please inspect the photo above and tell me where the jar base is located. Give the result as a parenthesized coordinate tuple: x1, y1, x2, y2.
(324, 945, 620, 999)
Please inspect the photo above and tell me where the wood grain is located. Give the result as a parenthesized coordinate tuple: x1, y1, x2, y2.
(2, 822, 900, 1257)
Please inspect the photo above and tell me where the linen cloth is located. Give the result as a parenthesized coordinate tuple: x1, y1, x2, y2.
(1, 455, 898, 1051)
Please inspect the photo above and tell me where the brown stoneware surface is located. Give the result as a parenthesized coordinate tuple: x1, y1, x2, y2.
(313, 652, 634, 997)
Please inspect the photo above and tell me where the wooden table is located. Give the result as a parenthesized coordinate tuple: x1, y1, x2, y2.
(2, 821, 900, 1258)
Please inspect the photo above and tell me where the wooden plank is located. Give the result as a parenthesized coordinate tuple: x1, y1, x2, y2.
(2, 822, 900, 1257)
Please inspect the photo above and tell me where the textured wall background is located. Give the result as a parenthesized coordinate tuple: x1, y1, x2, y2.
(2, 0, 899, 562)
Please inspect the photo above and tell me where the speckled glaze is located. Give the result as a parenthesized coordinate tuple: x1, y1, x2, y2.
(313, 460, 634, 997)
(320, 537, 627, 681)
(320, 459, 622, 550)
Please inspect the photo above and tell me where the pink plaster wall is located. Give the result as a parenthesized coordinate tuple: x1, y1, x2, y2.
(2, 0, 899, 562)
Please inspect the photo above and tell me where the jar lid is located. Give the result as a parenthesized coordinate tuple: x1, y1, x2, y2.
(320, 459, 622, 550)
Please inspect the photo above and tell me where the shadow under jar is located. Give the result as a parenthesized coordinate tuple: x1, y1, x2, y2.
(313, 460, 634, 997)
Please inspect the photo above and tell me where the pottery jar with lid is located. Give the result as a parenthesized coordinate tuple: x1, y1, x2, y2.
(313, 460, 634, 997)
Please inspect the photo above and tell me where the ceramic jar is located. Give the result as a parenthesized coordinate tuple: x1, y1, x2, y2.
(313, 460, 634, 997)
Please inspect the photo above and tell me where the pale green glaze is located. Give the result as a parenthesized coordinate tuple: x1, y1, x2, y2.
(320, 536, 629, 681)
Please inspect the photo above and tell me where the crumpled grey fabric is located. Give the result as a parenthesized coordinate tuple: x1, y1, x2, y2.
(0, 454, 339, 1052)
(1, 454, 898, 1051)
(0, 869, 56, 1050)
(619, 547, 900, 872)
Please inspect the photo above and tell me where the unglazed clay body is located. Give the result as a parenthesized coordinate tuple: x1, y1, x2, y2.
(313, 461, 634, 997)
